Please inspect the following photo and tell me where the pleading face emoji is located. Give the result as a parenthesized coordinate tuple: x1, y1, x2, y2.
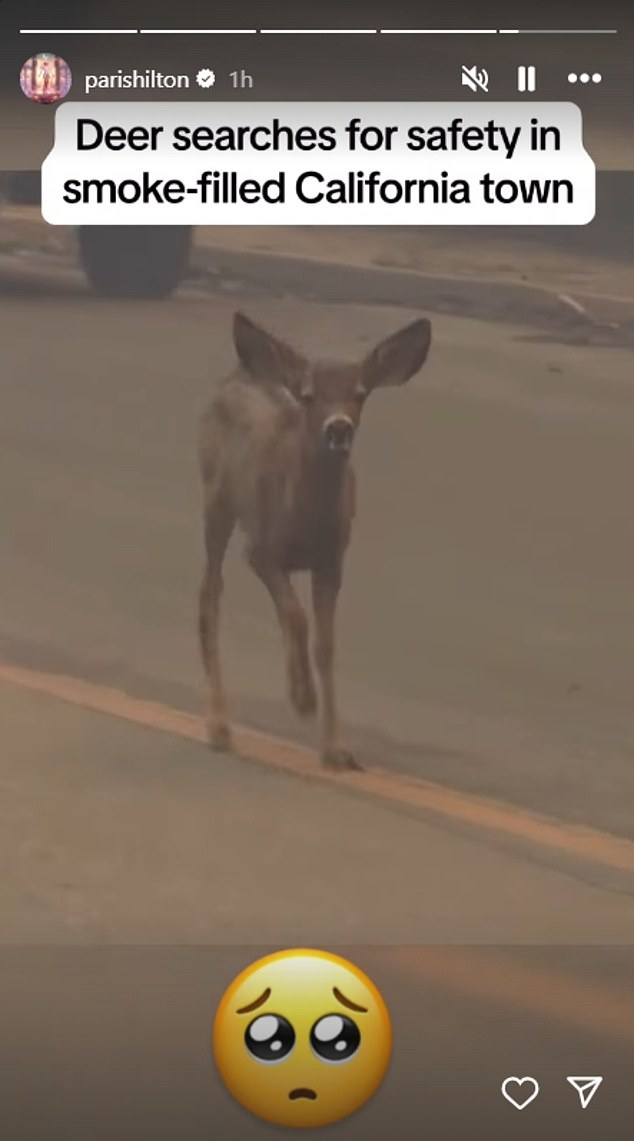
(212, 949, 392, 1128)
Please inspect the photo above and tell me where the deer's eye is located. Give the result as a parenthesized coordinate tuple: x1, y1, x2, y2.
(300, 390, 315, 404)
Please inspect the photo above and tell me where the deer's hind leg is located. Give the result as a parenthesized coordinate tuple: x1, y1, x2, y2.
(199, 486, 236, 751)
(246, 547, 317, 718)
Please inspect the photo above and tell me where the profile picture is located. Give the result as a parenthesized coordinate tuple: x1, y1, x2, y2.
(20, 53, 72, 104)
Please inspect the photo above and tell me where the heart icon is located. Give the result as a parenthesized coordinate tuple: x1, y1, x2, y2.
(501, 1076, 540, 1110)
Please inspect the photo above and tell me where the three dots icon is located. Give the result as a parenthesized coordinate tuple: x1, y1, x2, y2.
(568, 72, 602, 84)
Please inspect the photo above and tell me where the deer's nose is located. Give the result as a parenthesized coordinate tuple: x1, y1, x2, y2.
(322, 415, 355, 453)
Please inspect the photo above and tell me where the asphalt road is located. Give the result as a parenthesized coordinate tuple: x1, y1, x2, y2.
(2, 270, 634, 825)
(1, 262, 634, 950)
(4, 677, 634, 943)
(2, 944, 634, 1140)
(2, 238, 634, 1137)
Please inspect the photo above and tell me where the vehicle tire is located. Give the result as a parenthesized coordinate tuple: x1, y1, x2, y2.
(77, 225, 193, 298)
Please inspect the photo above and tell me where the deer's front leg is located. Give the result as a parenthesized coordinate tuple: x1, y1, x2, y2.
(246, 548, 317, 718)
(199, 500, 235, 751)
(311, 564, 363, 771)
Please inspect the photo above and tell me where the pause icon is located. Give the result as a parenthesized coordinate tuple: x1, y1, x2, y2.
(517, 65, 536, 92)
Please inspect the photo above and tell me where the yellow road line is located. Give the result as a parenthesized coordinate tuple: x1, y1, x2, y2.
(2, 660, 634, 876)
(382, 946, 634, 1044)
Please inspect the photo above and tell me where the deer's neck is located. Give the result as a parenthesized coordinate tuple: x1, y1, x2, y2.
(279, 437, 353, 572)
(301, 442, 349, 508)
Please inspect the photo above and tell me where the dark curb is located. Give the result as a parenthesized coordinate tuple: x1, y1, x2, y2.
(193, 243, 634, 337)
(3, 208, 634, 339)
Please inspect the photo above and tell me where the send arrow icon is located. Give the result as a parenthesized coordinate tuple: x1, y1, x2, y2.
(567, 1077, 603, 1108)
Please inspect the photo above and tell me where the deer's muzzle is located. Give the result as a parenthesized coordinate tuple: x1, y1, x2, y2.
(322, 415, 355, 454)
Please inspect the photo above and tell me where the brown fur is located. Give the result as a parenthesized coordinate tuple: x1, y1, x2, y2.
(198, 311, 432, 769)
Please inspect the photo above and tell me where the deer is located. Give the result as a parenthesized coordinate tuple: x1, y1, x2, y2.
(198, 310, 432, 771)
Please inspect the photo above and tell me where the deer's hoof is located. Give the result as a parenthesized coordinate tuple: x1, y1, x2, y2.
(321, 748, 364, 772)
(208, 723, 233, 752)
(289, 670, 318, 718)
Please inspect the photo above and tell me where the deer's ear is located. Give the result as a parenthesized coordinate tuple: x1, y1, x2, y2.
(233, 312, 308, 393)
(362, 318, 432, 390)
